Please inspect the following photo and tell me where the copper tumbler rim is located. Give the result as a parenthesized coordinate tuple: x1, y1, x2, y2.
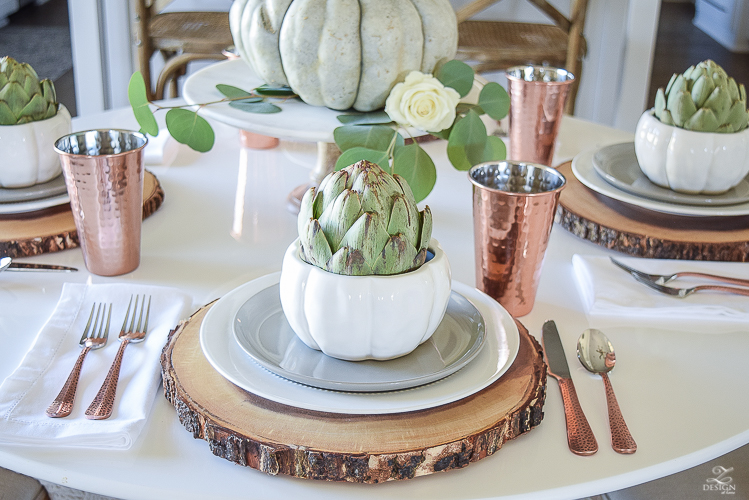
(468, 161, 567, 197)
(505, 65, 575, 85)
(54, 129, 148, 158)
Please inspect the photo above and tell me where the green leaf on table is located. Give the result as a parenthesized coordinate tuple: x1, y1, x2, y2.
(482, 135, 507, 162)
(127, 72, 158, 136)
(437, 60, 474, 98)
(337, 111, 393, 125)
(216, 84, 255, 99)
(393, 143, 436, 203)
(254, 85, 298, 97)
(334, 147, 390, 172)
(229, 101, 282, 113)
(166, 108, 215, 152)
(334, 125, 402, 152)
(479, 82, 510, 121)
(447, 110, 487, 170)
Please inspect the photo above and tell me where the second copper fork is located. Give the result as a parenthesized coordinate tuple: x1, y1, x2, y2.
(46, 303, 111, 418)
(85, 295, 151, 420)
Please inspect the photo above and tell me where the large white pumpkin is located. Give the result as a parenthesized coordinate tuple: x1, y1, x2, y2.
(229, 0, 458, 112)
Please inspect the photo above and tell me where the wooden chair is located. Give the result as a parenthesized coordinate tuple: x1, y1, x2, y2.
(455, 0, 589, 114)
(133, 0, 233, 100)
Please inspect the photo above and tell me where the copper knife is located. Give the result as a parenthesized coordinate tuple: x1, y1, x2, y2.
(542, 320, 598, 456)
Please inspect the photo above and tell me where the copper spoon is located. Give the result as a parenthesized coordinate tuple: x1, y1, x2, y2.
(577, 328, 637, 454)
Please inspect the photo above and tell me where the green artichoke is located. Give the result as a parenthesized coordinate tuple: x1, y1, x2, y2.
(654, 59, 748, 133)
(0, 56, 58, 126)
(298, 160, 433, 276)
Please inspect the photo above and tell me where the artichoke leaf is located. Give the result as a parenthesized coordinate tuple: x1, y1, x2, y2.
(338, 212, 391, 268)
(318, 189, 362, 252)
(684, 108, 719, 132)
(665, 73, 678, 95)
(393, 174, 417, 205)
(0, 101, 16, 125)
(17, 94, 48, 121)
(666, 75, 687, 109)
(0, 81, 30, 116)
(372, 234, 418, 275)
(668, 90, 697, 127)
(703, 86, 732, 124)
(725, 101, 749, 132)
(418, 205, 433, 253)
(727, 78, 740, 101)
(387, 194, 419, 246)
(317, 169, 350, 217)
(690, 75, 715, 108)
(298, 187, 316, 237)
(327, 247, 373, 276)
(654, 88, 666, 119)
(411, 247, 428, 270)
(660, 109, 675, 126)
(22, 76, 41, 98)
(301, 218, 333, 268)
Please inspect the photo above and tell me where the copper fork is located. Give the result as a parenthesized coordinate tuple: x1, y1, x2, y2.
(46, 303, 111, 418)
(85, 295, 151, 420)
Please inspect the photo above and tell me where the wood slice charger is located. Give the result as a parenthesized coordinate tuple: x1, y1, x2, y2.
(555, 161, 749, 261)
(0, 171, 164, 258)
(161, 304, 547, 483)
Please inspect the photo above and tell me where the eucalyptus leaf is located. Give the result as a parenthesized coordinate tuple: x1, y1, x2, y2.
(337, 111, 393, 125)
(229, 101, 282, 113)
(334, 147, 390, 172)
(334, 125, 403, 152)
(254, 85, 297, 97)
(392, 143, 436, 203)
(216, 84, 254, 99)
(457, 102, 483, 115)
(166, 108, 215, 152)
(479, 82, 510, 121)
(437, 60, 474, 98)
(446, 110, 487, 170)
(482, 135, 507, 162)
(127, 72, 158, 136)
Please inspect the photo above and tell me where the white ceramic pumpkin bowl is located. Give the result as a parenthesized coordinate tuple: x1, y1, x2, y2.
(634, 109, 749, 194)
(0, 104, 72, 188)
(279, 238, 452, 361)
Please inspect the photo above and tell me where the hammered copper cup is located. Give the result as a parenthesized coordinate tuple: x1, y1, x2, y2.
(506, 66, 575, 167)
(469, 161, 566, 317)
(55, 130, 147, 276)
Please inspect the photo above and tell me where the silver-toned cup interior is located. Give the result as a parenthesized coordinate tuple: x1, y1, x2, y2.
(506, 65, 574, 83)
(55, 129, 147, 156)
(469, 161, 566, 194)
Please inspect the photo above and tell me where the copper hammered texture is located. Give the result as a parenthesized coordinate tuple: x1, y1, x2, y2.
(506, 71, 573, 167)
(558, 378, 598, 455)
(602, 373, 637, 454)
(85, 340, 129, 420)
(472, 188, 560, 317)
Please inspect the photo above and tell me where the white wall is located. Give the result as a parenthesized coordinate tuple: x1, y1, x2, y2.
(69, 0, 661, 132)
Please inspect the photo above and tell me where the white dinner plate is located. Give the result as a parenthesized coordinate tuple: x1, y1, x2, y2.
(232, 283, 487, 392)
(0, 192, 70, 214)
(592, 143, 749, 207)
(572, 148, 749, 217)
(200, 273, 519, 415)
(0, 174, 68, 204)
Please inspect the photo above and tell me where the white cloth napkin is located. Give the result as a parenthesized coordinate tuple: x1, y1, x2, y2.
(572, 254, 749, 320)
(144, 131, 179, 166)
(0, 283, 192, 449)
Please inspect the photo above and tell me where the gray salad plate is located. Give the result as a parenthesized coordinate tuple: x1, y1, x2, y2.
(0, 174, 67, 204)
(592, 142, 749, 207)
(232, 284, 487, 393)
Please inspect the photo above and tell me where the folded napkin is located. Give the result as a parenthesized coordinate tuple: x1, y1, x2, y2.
(0, 283, 192, 449)
(572, 254, 749, 320)
(144, 131, 179, 166)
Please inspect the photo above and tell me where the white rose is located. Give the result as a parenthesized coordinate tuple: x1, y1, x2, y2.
(385, 71, 461, 133)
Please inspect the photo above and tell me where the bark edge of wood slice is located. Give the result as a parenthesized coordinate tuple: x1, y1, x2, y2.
(556, 161, 749, 261)
(0, 170, 164, 259)
(160, 303, 547, 483)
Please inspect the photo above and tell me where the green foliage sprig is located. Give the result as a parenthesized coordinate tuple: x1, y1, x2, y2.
(127, 72, 296, 152)
(332, 60, 510, 202)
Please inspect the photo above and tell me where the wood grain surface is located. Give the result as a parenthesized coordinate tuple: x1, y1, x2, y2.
(0, 171, 164, 258)
(160, 303, 547, 483)
(555, 162, 749, 261)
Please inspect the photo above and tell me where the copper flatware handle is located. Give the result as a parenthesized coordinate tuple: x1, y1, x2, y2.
(602, 373, 637, 454)
(46, 346, 91, 418)
(557, 377, 598, 456)
(85, 340, 129, 420)
(694, 284, 749, 296)
(678, 272, 749, 287)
